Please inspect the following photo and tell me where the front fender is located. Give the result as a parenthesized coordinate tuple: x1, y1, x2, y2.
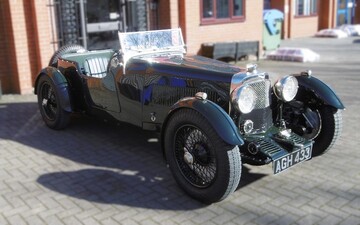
(164, 97, 244, 146)
(295, 75, 345, 109)
(34, 67, 72, 112)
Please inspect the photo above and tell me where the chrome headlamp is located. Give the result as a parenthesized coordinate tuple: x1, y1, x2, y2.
(274, 75, 298, 102)
(232, 85, 257, 114)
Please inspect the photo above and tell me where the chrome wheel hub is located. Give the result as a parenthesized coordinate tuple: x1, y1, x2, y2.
(183, 147, 194, 167)
(42, 98, 48, 106)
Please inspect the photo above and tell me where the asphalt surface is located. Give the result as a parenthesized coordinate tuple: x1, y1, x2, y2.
(0, 37, 359, 225)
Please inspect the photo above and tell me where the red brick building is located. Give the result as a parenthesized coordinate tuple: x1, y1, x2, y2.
(178, 0, 263, 55)
(0, 0, 359, 94)
(274, 0, 359, 39)
(0, 0, 55, 94)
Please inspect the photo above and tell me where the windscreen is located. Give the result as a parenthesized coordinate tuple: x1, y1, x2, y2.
(118, 28, 186, 57)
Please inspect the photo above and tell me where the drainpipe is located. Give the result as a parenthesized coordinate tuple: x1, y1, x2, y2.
(79, 0, 87, 48)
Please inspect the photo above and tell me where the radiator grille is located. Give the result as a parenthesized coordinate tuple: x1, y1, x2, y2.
(247, 79, 271, 109)
(239, 78, 272, 134)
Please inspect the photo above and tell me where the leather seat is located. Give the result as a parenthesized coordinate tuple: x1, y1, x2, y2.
(84, 57, 109, 78)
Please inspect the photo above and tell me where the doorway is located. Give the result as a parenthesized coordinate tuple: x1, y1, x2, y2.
(337, 0, 356, 25)
(86, 0, 124, 50)
(53, 0, 148, 50)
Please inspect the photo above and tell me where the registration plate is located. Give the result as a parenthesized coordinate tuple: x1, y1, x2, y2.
(273, 145, 312, 174)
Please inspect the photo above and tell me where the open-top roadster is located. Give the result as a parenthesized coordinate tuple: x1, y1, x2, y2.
(35, 29, 344, 203)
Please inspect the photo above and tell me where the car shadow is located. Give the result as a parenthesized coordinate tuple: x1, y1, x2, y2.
(353, 39, 360, 44)
(0, 101, 268, 209)
(237, 166, 268, 190)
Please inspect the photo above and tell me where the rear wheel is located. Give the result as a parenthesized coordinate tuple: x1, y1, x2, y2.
(164, 109, 241, 203)
(284, 104, 342, 157)
(37, 76, 70, 130)
(311, 107, 342, 156)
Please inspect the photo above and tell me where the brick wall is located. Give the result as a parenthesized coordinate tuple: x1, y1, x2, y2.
(355, 2, 360, 24)
(0, 0, 55, 94)
(32, 0, 56, 77)
(179, 0, 263, 55)
(13, 0, 36, 94)
(169, 0, 179, 28)
(318, 0, 336, 29)
(0, 0, 34, 94)
(157, 0, 171, 29)
(157, 0, 179, 29)
(289, 16, 319, 38)
(271, 0, 320, 39)
(24, 0, 40, 88)
(0, 1, 12, 93)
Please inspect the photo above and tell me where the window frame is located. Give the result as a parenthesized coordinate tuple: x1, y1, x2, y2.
(200, 0, 246, 25)
(295, 0, 318, 18)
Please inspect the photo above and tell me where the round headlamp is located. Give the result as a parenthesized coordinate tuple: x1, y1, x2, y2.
(274, 76, 298, 102)
(233, 85, 257, 114)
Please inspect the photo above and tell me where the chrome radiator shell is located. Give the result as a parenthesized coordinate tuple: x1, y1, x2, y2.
(230, 72, 273, 134)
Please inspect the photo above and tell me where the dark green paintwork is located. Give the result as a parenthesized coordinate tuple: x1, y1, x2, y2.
(35, 67, 72, 112)
(169, 97, 244, 146)
(296, 75, 345, 109)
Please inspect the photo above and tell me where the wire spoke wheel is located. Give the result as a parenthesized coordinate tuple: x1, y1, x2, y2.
(164, 109, 242, 203)
(174, 125, 216, 188)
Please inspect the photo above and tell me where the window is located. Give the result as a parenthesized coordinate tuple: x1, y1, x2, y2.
(295, 0, 317, 16)
(264, 0, 271, 10)
(201, 0, 245, 24)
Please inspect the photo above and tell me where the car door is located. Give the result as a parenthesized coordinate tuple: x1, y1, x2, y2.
(85, 56, 121, 112)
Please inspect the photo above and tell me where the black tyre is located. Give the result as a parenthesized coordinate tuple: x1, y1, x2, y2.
(164, 109, 241, 204)
(284, 104, 342, 157)
(311, 107, 342, 157)
(49, 44, 86, 67)
(37, 76, 70, 130)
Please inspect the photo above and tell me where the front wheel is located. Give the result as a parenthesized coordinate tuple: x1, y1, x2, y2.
(164, 109, 241, 204)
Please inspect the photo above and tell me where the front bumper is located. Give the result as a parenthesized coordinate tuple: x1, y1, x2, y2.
(240, 127, 314, 173)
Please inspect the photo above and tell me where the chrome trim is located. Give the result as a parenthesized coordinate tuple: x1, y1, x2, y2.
(246, 63, 258, 73)
(241, 120, 254, 134)
(230, 71, 271, 113)
(300, 70, 312, 77)
(273, 75, 298, 102)
(232, 85, 257, 114)
(230, 71, 268, 95)
(195, 92, 208, 100)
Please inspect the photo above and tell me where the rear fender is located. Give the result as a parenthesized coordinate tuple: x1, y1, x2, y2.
(162, 97, 244, 147)
(295, 74, 345, 110)
(34, 67, 72, 112)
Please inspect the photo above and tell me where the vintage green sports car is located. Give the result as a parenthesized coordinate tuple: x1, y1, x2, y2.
(35, 29, 344, 203)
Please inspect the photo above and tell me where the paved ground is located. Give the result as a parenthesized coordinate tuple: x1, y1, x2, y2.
(0, 37, 359, 225)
